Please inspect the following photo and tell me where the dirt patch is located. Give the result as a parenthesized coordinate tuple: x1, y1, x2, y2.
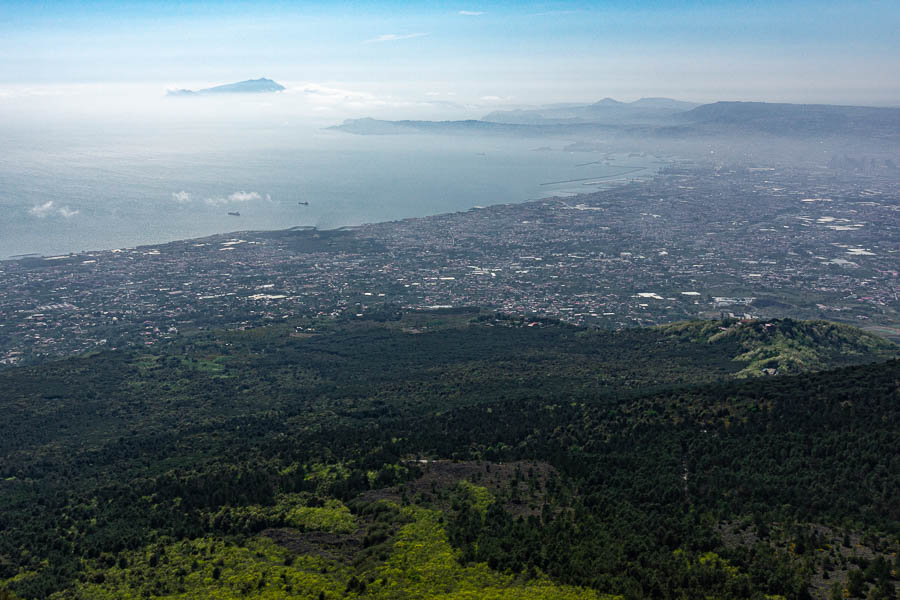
(262, 527, 364, 562)
(266, 460, 557, 565)
(358, 459, 557, 517)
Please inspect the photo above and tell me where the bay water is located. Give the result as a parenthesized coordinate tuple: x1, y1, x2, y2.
(0, 116, 659, 259)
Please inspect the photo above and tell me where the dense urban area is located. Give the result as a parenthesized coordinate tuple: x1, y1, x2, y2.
(2, 162, 898, 366)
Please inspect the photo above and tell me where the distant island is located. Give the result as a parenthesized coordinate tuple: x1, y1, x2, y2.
(166, 78, 285, 97)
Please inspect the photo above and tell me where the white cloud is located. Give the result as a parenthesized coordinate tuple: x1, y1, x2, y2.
(458, 10, 484, 16)
(204, 191, 268, 206)
(365, 33, 428, 43)
(301, 83, 376, 103)
(171, 191, 192, 203)
(28, 200, 78, 218)
(29, 201, 56, 218)
(279, 81, 477, 118)
(297, 83, 392, 111)
(228, 191, 264, 202)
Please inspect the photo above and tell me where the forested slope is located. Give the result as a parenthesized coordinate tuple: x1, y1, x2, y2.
(0, 312, 897, 600)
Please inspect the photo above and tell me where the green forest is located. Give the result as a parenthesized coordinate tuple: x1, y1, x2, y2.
(1, 310, 898, 600)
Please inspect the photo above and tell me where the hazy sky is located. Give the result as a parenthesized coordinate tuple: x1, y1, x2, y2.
(1, 0, 898, 108)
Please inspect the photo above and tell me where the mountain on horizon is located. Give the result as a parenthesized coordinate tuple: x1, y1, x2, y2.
(482, 96, 700, 125)
(336, 99, 900, 142)
(673, 100, 900, 137)
(166, 78, 286, 97)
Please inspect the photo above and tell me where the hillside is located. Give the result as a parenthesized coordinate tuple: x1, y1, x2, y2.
(0, 313, 898, 599)
(676, 101, 900, 139)
(656, 318, 897, 377)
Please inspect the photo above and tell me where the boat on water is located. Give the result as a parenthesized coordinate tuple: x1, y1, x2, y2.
(227, 211, 240, 216)
(298, 201, 309, 206)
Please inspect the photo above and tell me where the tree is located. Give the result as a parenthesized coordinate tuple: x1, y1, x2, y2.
(848, 569, 867, 598)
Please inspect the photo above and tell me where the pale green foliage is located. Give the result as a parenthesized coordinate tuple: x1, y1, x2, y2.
(456, 480, 494, 515)
(51, 537, 347, 600)
(658, 318, 897, 377)
(671, 549, 760, 600)
(53, 506, 614, 600)
(304, 462, 351, 496)
(372, 506, 612, 600)
(206, 494, 356, 534)
(285, 499, 356, 534)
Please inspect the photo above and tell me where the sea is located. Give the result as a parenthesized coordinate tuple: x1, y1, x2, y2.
(0, 105, 662, 259)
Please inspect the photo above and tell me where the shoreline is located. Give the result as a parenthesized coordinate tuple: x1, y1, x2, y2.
(2, 163, 664, 263)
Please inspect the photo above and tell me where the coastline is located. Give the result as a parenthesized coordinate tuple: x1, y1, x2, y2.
(3, 158, 664, 262)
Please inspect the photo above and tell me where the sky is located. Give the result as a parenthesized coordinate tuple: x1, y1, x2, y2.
(1, 0, 898, 111)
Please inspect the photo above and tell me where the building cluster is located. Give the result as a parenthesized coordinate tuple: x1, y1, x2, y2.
(2, 164, 898, 366)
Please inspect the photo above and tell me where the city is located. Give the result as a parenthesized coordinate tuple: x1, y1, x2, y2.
(2, 162, 897, 367)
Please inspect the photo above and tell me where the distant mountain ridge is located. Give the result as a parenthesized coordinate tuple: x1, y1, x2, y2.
(482, 96, 699, 125)
(674, 101, 900, 138)
(327, 117, 626, 136)
(167, 78, 285, 96)
(333, 99, 900, 141)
